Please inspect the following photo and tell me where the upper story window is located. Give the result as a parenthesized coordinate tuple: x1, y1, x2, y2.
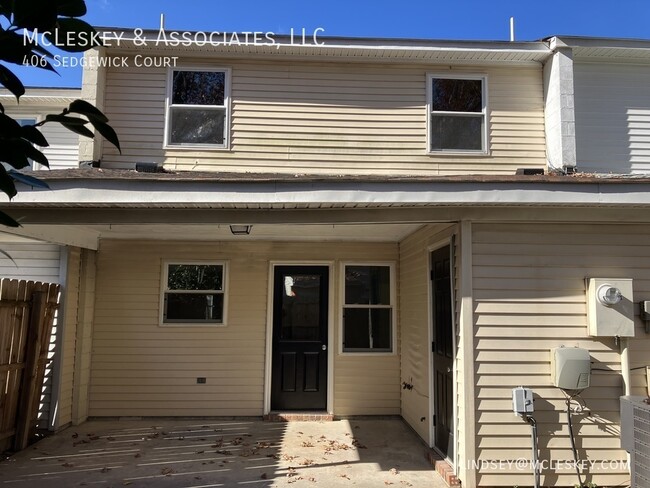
(161, 262, 227, 326)
(166, 68, 230, 149)
(427, 75, 487, 154)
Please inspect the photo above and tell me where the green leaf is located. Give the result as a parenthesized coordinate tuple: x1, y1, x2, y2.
(61, 121, 94, 138)
(0, 31, 36, 65)
(57, 0, 87, 17)
(20, 125, 49, 147)
(22, 144, 49, 167)
(8, 170, 50, 189)
(90, 119, 121, 153)
(0, 145, 29, 169)
(0, 164, 17, 199)
(13, 0, 58, 30)
(0, 247, 17, 265)
(0, 64, 25, 100)
(0, 112, 24, 138)
(45, 114, 88, 125)
(68, 99, 108, 123)
(0, 210, 20, 228)
(45, 18, 101, 53)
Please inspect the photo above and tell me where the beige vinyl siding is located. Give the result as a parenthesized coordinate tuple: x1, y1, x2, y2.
(56, 246, 81, 429)
(472, 223, 650, 487)
(71, 249, 96, 425)
(398, 223, 458, 446)
(90, 240, 399, 417)
(574, 61, 650, 174)
(37, 122, 79, 170)
(101, 59, 546, 175)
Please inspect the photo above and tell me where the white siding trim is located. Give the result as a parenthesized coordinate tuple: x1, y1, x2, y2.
(459, 221, 477, 488)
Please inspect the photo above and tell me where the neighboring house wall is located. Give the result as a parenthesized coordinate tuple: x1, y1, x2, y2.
(1, 89, 81, 171)
(574, 61, 650, 174)
(99, 60, 547, 175)
(89, 240, 400, 417)
(471, 222, 650, 487)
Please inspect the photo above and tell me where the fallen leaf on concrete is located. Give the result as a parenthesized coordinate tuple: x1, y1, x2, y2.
(384, 482, 394, 485)
(196, 450, 205, 454)
(261, 473, 268, 479)
(161, 467, 174, 476)
(339, 473, 350, 480)
(88, 435, 100, 441)
(71, 433, 78, 439)
(301, 441, 314, 447)
(216, 449, 232, 455)
(287, 467, 298, 477)
(134, 453, 141, 458)
(299, 459, 315, 466)
(352, 439, 367, 449)
(283, 454, 298, 461)
(62, 462, 74, 467)
(389, 468, 400, 475)
(122, 482, 132, 486)
(308, 477, 317, 483)
(400, 482, 413, 487)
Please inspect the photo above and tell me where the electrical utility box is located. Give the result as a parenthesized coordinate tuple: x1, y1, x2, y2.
(586, 278, 634, 337)
(551, 347, 591, 390)
(512, 387, 534, 415)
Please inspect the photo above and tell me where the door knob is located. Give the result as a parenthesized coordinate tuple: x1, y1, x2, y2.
(322, 345, 327, 351)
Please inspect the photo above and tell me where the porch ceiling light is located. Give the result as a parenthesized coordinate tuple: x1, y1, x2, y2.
(230, 224, 252, 236)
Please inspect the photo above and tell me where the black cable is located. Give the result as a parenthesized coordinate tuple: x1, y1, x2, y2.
(566, 397, 585, 488)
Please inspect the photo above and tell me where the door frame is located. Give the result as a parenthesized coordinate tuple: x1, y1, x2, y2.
(264, 261, 335, 415)
(427, 239, 458, 466)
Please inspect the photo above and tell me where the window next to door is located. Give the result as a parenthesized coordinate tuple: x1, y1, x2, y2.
(160, 261, 228, 326)
(341, 263, 396, 353)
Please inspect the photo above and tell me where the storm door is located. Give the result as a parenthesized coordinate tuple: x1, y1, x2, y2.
(431, 246, 454, 458)
(271, 266, 328, 410)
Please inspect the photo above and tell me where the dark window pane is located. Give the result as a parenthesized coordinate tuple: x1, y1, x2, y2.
(172, 71, 225, 106)
(343, 308, 392, 352)
(167, 264, 222, 291)
(345, 266, 391, 305)
(165, 293, 224, 322)
(431, 78, 482, 113)
(430, 114, 483, 151)
(280, 274, 321, 341)
(170, 108, 225, 145)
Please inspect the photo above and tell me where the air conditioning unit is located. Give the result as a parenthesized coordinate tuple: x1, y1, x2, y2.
(621, 396, 650, 488)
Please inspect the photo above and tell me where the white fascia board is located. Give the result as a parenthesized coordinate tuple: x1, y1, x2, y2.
(6, 180, 650, 207)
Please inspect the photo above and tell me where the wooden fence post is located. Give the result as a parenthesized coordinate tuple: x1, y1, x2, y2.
(14, 290, 46, 451)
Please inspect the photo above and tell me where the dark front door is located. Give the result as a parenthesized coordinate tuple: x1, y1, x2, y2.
(271, 266, 328, 411)
(431, 246, 454, 459)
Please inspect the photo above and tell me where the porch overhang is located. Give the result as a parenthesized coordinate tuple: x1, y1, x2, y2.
(4, 170, 650, 249)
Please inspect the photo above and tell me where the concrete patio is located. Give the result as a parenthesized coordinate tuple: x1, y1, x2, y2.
(0, 418, 447, 487)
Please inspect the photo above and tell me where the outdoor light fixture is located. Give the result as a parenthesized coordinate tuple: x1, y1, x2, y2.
(597, 284, 623, 306)
(229, 225, 252, 236)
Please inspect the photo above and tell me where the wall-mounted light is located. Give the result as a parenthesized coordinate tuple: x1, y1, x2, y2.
(597, 284, 623, 307)
(230, 224, 252, 236)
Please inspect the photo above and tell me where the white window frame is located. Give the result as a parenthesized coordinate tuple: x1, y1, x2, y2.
(426, 73, 488, 155)
(339, 262, 397, 356)
(159, 260, 229, 327)
(164, 67, 231, 150)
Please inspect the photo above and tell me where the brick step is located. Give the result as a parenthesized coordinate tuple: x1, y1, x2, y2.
(264, 412, 334, 422)
(425, 449, 461, 487)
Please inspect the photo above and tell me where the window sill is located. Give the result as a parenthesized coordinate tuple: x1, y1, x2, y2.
(427, 149, 490, 157)
(339, 351, 396, 357)
(165, 144, 231, 151)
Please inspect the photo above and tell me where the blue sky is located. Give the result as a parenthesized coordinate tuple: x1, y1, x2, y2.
(12, 0, 650, 87)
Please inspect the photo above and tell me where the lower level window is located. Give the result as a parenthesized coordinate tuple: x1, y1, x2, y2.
(162, 262, 226, 325)
(343, 265, 394, 352)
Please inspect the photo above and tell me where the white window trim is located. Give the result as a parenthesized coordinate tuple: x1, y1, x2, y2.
(426, 73, 489, 156)
(164, 66, 232, 150)
(339, 262, 397, 356)
(159, 260, 229, 327)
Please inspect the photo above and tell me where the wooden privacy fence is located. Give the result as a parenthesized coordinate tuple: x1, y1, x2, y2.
(0, 279, 60, 453)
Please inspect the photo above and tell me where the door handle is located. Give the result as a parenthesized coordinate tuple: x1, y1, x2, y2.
(447, 367, 452, 373)
(322, 345, 327, 351)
